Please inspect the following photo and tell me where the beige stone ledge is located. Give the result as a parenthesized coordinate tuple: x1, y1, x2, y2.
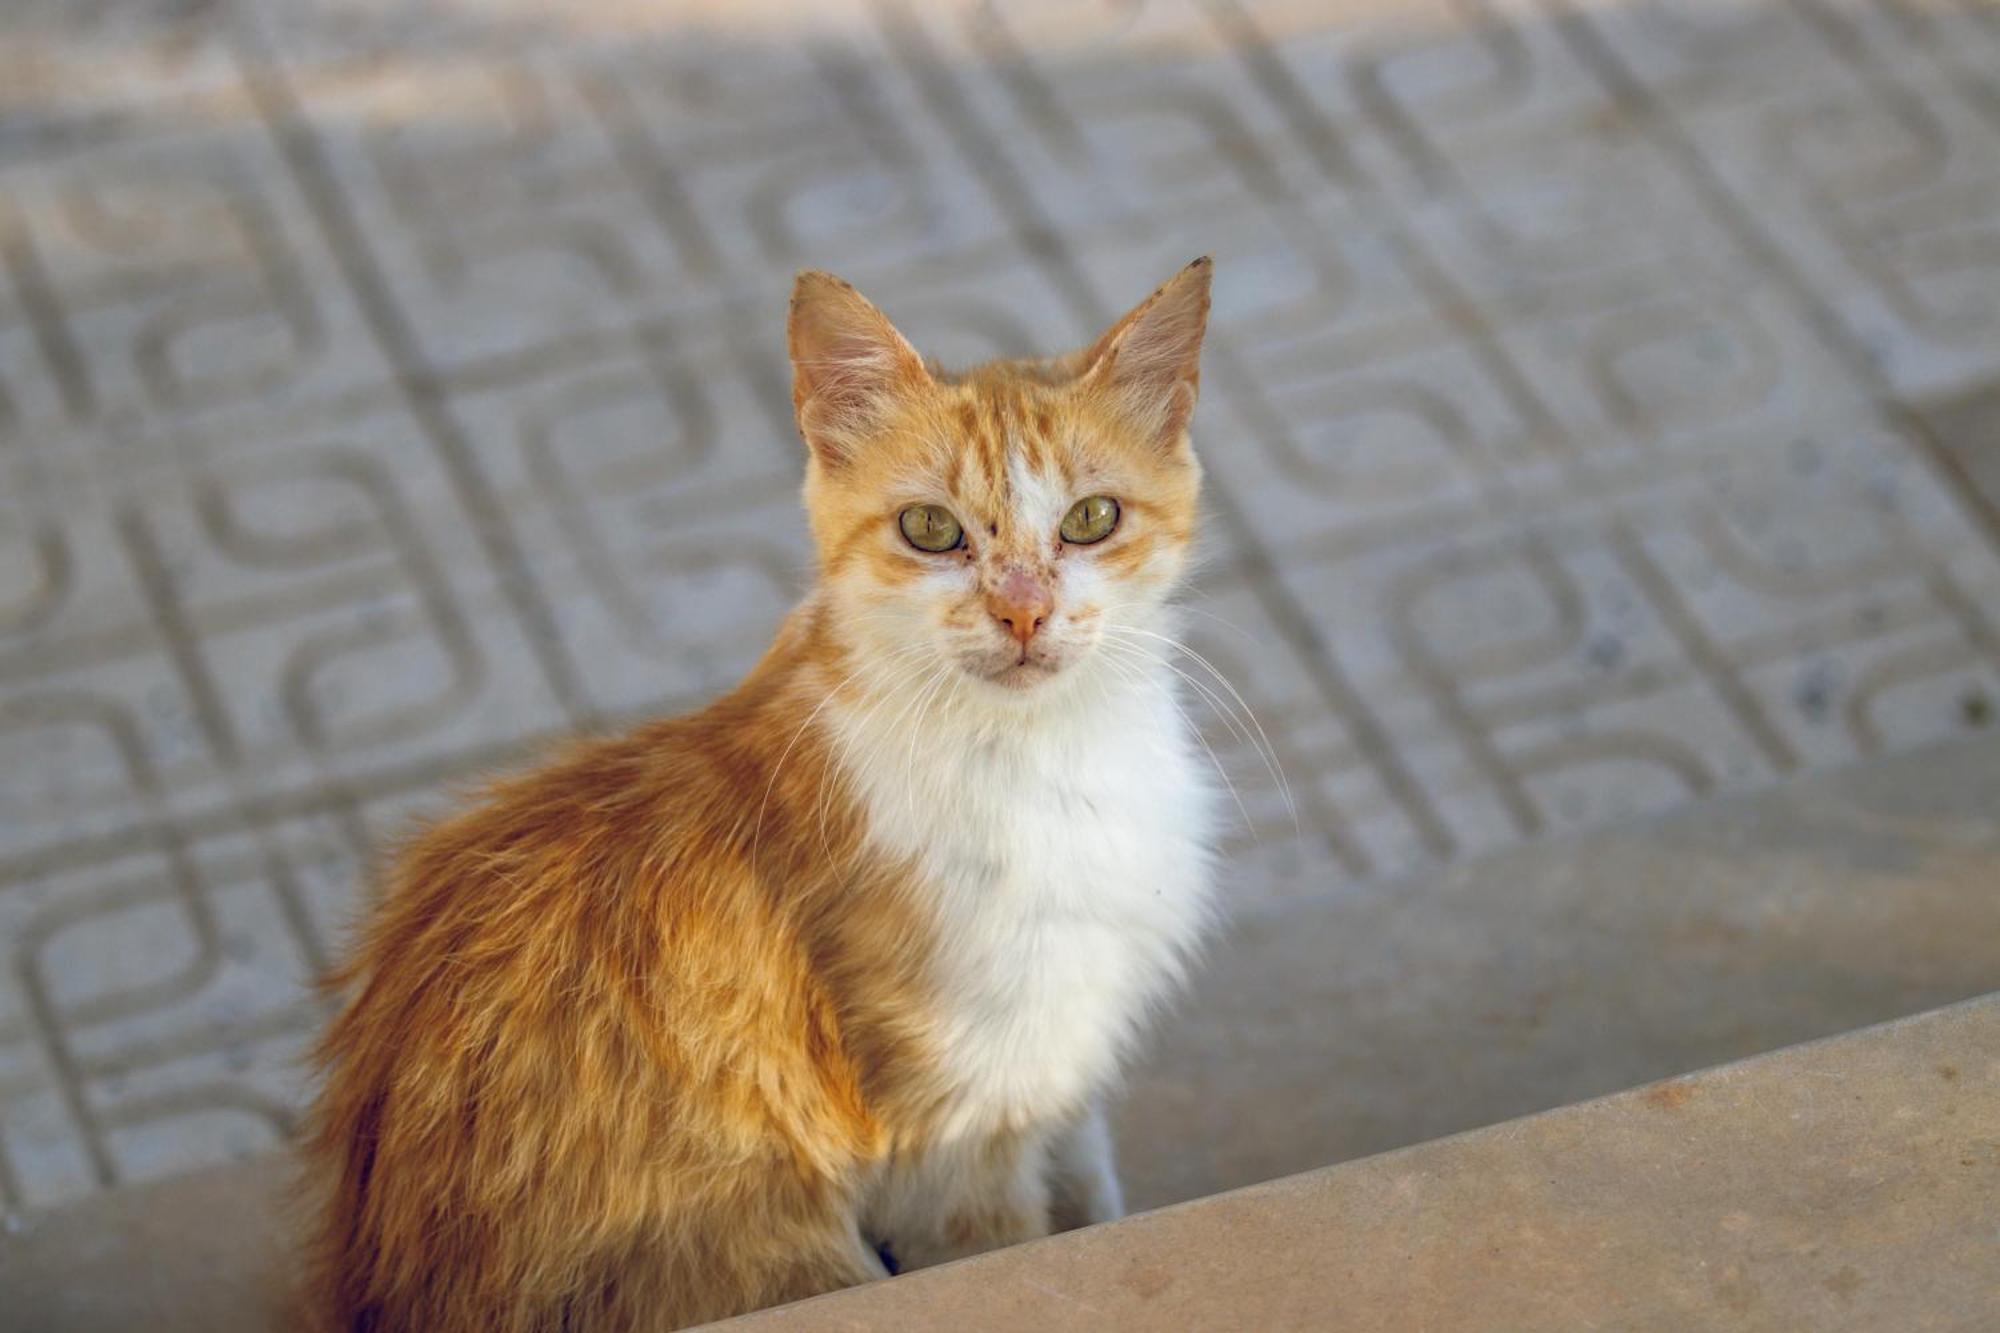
(725, 993, 2000, 1331)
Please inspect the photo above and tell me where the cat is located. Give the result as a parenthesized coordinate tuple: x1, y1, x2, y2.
(304, 258, 1221, 1331)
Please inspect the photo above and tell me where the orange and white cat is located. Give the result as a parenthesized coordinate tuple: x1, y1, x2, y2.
(305, 259, 1220, 1331)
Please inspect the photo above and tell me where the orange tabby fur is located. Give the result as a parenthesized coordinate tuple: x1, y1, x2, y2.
(305, 260, 1213, 1331)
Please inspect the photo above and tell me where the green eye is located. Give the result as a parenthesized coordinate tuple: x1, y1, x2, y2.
(1060, 495, 1120, 545)
(898, 503, 964, 553)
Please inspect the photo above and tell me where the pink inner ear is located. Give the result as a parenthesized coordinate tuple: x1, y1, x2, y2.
(789, 275, 930, 461)
(1113, 307, 1204, 388)
(1085, 263, 1212, 445)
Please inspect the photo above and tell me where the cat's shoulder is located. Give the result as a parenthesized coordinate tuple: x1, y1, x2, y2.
(373, 717, 769, 931)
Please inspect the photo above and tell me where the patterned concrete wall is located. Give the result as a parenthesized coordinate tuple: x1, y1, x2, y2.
(2, 0, 1998, 1208)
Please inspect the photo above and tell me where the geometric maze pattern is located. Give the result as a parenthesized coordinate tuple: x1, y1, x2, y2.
(3, 0, 1999, 1207)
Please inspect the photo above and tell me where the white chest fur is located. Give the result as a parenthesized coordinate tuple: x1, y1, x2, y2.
(828, 655, 1218, 1136)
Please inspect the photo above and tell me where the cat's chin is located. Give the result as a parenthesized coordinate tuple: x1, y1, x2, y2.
(962, 656, 1066, 692)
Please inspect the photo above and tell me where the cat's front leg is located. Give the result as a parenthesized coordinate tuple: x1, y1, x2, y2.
(1048, 1100, 1125, 1232)
(869, 1129, 1053, 1271)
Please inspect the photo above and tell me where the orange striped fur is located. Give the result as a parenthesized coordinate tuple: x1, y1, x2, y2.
(305, 260, 1217, 1330)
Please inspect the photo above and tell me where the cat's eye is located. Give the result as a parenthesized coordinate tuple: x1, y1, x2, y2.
(898, 503, 964, 553)
(1060, 495, 1120, 545)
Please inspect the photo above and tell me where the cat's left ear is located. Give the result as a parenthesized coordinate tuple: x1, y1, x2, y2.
(1078, 256, 1212, 451)
(789, 270, 932, 467)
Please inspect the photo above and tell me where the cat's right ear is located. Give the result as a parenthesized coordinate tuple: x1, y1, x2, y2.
(788, 271, 931, 467)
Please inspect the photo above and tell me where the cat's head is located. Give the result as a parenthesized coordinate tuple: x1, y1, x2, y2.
(789, 260, 1211, 698)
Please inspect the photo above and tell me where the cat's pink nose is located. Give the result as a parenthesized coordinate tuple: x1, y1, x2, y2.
(986, 569, 1053, 648)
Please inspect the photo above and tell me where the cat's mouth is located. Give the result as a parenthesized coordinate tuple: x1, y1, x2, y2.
(963, 650, 1063, 689)
(990, 659, 1058, 688)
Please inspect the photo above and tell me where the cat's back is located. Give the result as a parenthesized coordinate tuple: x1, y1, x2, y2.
(319, 600, 908, 1112)
(305, 681, 892, 1330)
(355, 716, 749, 957)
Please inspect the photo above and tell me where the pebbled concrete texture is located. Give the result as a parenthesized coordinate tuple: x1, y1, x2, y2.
(4, 0, 2000, 1207)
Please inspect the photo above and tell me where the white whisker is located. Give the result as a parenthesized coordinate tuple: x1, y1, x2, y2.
(1100, 625, 1296, 836)
(1098, 599, 1261, 648)
(815, 654, 945, 858)
(1095, 641, 1254, 837)
(750, 641, 929, 877)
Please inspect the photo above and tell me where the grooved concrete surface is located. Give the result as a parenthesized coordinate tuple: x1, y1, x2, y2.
(3, 0, 2000, 1209)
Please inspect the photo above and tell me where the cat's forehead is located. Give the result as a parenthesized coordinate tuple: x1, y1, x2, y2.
(857, 367, 1182, 529)
(931, 381, 1081, 512)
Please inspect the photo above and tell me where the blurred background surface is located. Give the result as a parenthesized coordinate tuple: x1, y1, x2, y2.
(3, 0, 1999, 1210)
